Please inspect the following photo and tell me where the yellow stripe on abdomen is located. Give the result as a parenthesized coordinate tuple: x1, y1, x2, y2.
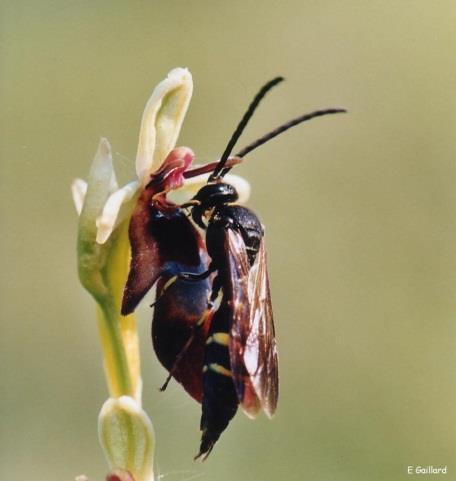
(206, 332, 230, 346)
(205, 363, 232, 377)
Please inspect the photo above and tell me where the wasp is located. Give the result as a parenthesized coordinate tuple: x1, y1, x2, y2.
(121, 77, 346, 459)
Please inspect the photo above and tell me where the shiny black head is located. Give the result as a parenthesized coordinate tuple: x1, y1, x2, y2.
(191, 183, 238, 229)
(194, 183, 238, 206)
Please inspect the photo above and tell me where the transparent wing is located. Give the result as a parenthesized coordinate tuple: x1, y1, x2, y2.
(226, 230, 278, 418)
(244, 239, 278, 417)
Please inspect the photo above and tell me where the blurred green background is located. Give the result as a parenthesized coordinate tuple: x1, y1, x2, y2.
(2, 1, 456, 480)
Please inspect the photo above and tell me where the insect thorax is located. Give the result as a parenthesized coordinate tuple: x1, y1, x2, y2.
(207, 204, 264, 267)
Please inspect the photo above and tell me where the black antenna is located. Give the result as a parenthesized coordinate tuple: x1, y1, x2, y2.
(209, 76, 285, 182)
(234, 107, 347, 160)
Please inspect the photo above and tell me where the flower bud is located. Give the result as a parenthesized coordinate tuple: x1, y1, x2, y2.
(99, 397, 155, 481)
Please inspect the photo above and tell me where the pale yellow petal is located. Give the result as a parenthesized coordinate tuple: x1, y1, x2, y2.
(136, 68, 193, 185)
(96, 180, 140, 244)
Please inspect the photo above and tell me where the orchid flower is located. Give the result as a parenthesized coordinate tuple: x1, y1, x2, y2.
(71, 68, 250, 481)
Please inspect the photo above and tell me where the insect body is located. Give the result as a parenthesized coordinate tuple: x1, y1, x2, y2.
(188, 183, 277, 459)
(121, 76, 346, 459)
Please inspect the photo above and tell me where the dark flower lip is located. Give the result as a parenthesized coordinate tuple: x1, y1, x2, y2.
(146, 146, 195, 191)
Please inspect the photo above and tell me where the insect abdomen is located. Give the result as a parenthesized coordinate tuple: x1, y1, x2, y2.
(197, 302, 238, 459)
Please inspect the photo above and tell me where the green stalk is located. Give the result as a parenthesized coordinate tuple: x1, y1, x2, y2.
(78, 213, 139, 400)
(97, 219, 139, 399)
(96, 300, 133, 397)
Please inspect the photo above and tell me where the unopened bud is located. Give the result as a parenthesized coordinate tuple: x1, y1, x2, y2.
(99, 397, 155, 481)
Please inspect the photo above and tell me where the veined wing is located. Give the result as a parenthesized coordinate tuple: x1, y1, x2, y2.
(226, 230, 278, 418)
(244, 239, 278, 417)
(225, 228, 262, 418)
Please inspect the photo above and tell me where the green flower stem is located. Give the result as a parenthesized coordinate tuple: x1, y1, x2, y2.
(96, 300, 133, 398)
(78, 213, 140, 400)
(97, 219, 140, 400)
